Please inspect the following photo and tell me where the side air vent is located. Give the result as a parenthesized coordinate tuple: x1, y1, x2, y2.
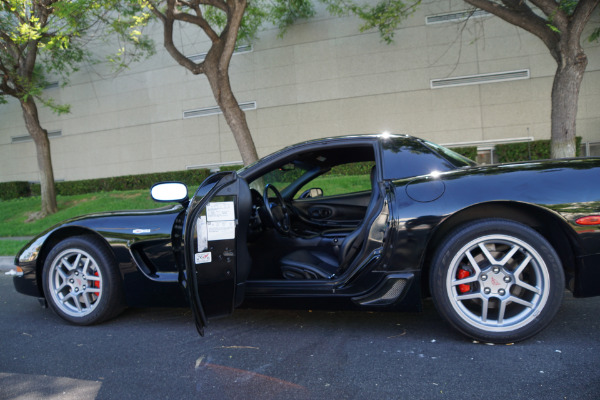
(183, 101, 256, 119)
(187, 44, 253, 63)
(11, 130, 62, 143)
(352, 275, 410, 306)
(431, 69, 529, 89)
(426, 9, 490, 24)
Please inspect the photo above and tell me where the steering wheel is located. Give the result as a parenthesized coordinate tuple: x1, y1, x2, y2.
(263, 184, 291, 235)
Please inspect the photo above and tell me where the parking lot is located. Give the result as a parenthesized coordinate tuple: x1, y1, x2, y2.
(1, 272, 599, 400)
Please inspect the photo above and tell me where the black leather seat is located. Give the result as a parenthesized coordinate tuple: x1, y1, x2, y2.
(280, 167, 381, 279)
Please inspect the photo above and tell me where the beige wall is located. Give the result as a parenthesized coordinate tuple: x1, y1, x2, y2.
(1, 2, 599, 182)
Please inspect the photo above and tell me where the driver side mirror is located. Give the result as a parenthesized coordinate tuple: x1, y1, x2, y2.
(299, 188, 323, 199)
(151, 182, 188, 203)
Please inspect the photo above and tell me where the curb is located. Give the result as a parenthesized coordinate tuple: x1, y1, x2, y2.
(0, 256, 16, 273)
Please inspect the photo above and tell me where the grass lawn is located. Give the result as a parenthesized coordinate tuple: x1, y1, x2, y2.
(0, 190, 161, 256)
(0, 240, 30, 258)
(0, 190, 158, 237)
(0, 175, 372, 256)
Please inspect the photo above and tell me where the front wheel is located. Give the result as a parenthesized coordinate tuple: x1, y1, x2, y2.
(42, 236, 125, 325)
(430, 219, 564, 343)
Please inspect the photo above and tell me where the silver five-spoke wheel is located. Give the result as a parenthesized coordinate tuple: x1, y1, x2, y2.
(47, 248, 103, 318)
(431, 219, 564, 343)
(446, 234, 549, 332)
(43, 236, 124, 325)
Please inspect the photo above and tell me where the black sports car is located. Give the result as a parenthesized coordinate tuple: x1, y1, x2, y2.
(12, 134, 600, 343)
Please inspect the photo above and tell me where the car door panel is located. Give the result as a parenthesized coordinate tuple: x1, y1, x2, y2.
(292, 190, 372, 228)
(182, 172, 251, 335)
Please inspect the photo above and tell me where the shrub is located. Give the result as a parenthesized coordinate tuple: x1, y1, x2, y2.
(496, 137, 581, 163)
(450, 146, 477, 161)
(1, 169, 214, 200)
(0, 181, 31, 200)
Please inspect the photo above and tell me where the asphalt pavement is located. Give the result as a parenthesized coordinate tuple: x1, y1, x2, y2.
(1, 271, 600, 399)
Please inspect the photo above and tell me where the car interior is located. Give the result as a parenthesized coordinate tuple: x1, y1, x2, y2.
(244, 144, 382, 281)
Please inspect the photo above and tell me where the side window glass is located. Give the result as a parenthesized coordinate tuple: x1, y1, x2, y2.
(258, 163, 306, 192)
(295, 161, 375, 198)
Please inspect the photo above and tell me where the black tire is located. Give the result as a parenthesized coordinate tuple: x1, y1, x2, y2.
(42, 236, 125, 325)
(430, 219, 564, 343)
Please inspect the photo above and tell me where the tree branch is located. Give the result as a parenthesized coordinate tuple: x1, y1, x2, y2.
(217, 0, 245, 72)
(171, 8, 219, 42)
(160, 0, 206, 74)
(464, 0, 560, 60)
(147, 0, 167, 23)
(569, 0, 600, 45)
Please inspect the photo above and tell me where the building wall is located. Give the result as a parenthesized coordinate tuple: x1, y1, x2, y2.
(1, 2, 599, 182)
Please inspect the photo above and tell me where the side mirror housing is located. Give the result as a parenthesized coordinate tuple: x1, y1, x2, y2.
(151, 182, 188, 203)
(299, 188, 323, 199)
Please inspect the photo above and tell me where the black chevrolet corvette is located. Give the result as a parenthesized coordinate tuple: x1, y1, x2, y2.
(12, 134, 600, 343)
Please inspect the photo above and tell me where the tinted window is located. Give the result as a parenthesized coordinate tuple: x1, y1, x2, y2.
(294, 161, 375, 198)
(381, 137, 456, 180)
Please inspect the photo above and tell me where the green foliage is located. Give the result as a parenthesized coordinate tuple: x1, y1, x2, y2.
(296, 174, 372, 198)
(0, 182, 33, 200)
(267, 0, 316, 37)
(219, 165, 244, 172)
(322, 0, 421, 43)
(0, 240, 30, 256)
(495, 137, 582, 163)
(53, 169, 212, 196)
(0, 190, 159, 237)
(450, 146, 477, 162)
(0, 0, 154, 111)
(1, 168, 216, 200)
(192, 0, 316, 44)
(330, 161, 375, 176)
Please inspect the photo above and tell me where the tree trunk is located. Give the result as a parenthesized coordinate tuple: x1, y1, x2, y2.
(205, 60, 259, 166)
(20, 97, 58, 216)
(550, 50, 587, 159)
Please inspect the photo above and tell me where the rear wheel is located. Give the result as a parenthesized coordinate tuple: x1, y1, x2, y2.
(42, 236, 125, 325)
(430, 219, 564, 343)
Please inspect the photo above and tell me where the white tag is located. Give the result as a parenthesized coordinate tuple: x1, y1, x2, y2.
(196, 216, 208, 252)
(207, 220, 236, 240)
(206, 202, 235, 221)
(195, 252, 212, 264)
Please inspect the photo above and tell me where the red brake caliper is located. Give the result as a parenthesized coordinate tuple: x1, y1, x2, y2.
(93, 271, 100, 296)
(457, 268, 471, 293)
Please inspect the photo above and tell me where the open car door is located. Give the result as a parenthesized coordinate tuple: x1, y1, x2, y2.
(182, 172, 251, 336)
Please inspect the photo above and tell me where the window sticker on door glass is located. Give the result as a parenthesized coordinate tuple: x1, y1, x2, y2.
(207, 220, 236, 241)
(206, 202, 235, 221)
(196, 216, 208, 252)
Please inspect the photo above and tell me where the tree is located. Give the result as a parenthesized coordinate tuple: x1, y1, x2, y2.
(462, 0, 599, 158)
(343, 0, 599, 158)
(145, 0, 419, 165)
(0, 0, 152, 216)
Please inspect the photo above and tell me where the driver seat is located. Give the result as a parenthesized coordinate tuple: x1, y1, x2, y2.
(280, 167, 381, 279)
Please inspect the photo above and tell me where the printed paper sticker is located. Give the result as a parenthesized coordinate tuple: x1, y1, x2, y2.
(196, 216, 208, 252)
(206, 202, 235, 221)
(207, 220, 236, 241)
(195, 252, 212, 264)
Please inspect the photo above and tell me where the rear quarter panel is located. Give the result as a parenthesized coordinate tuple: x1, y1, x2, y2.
(384, 159, 600, 296)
